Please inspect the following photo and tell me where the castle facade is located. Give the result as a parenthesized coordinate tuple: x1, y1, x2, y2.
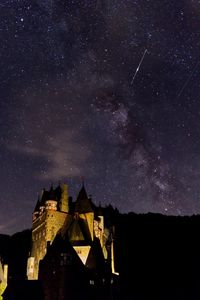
(26, 183, 117, 295)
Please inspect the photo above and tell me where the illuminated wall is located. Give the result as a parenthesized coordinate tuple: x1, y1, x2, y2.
(28, 210, 67, 279)
(73, 246, 91, 264)
(0, 263, 8, 300)
(27, 183, 117, 281)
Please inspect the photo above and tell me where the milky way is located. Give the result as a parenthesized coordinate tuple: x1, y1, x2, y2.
(1, 0, 200, 233)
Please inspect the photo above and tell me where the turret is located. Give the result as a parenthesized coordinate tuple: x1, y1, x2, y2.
(33, 197, 40, 221)
(45, 185, 57, 211)
(75, 184, 94, 240)
(39, 189, 47, 214)
(59, 183, 69, 213)
(28, 184, 69, 280)
(75, 184, 94, 214)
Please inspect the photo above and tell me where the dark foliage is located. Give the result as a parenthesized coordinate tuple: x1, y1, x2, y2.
(0, 235, 10, 264)
(0, 230, 31, 281)
(116, 213, 200, 299)
(2, 213, 200, 299)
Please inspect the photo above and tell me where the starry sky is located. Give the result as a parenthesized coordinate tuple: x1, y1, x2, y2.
(1, 0, 200, 234)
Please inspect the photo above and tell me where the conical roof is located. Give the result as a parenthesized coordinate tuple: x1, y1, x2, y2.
(54, 184, 62, 200)
(40, 189, 49, 206)
(77, 185, 88, 201)
(34, 197, 40, 212)
(75, 185, 94, 213)
(48, 185, 57, 201)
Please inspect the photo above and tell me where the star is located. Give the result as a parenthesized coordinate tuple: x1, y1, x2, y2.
(0, 0, 200, 234)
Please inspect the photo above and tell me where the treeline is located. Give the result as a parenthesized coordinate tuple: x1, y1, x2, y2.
(115, 213, 200, 299)
(0, 230, 31, 281)
(1, 212, 200, 299)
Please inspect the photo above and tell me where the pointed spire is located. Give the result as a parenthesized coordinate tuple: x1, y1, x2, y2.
(75, 184, 93, 213)
(77, 184, 88, 202)
(34, 196, 40, 212)
(40, 188, 48, 206)
(48, 184, 57, 200)
(97, 202, 103, 216)
(54, 183, 62, 204)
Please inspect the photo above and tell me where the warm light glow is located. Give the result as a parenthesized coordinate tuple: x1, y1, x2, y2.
(27, 257, 35, 280)
(73, 246, 91, 265)
(0, 263, 8, 299)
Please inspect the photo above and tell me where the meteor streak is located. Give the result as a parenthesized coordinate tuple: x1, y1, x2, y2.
(131, 49, 148, 85)
(177, 60, 200, 98)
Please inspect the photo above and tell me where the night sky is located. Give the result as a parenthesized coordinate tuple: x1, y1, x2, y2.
(1, 0, 200, 234)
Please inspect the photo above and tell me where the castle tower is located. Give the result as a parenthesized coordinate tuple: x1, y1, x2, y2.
(75, 184, 94, 241)
(27, 184, 69, 280)
(59, 184, 69, 213)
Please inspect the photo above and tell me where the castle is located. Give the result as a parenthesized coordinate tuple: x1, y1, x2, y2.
(24, 182, 119, 300)
(27, 183, 70, 279)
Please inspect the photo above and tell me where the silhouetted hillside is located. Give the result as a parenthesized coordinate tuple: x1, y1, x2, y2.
(0, 234, 10, 264)
(2, 213, 200, 299)
(116, 213, 200, 299)
(0, 230, 31, 280)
